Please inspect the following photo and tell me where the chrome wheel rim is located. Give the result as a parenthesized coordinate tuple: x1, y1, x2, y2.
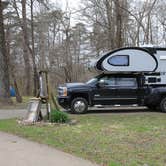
(73, 100, 86, 113)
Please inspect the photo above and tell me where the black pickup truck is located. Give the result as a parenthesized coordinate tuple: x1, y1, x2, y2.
(57, 73, 166, 114)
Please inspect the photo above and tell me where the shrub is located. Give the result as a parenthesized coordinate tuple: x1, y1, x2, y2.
(50, 109, 69, 123)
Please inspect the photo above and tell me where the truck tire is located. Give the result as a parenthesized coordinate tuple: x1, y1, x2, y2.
(160, 97, 166, 113)
(71, 97, 88, 114)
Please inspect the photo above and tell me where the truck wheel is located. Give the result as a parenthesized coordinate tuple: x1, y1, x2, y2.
(71, 97, 88, 114)
(160, 97, 166, 113)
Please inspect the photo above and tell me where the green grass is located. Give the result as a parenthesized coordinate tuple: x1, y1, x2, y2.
(0, 112, 166, 166)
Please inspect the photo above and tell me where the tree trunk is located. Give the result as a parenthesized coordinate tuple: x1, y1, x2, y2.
(115, 0, 123, 48)
(105, 0, 115, 49)
(30, 0, 39, 96)
(21, 0, 31, 95)
(13, 78, 22, 103)
(65, 29, 72, 82)
(0, 0, 11, 104)
(6, 24, 22, 103)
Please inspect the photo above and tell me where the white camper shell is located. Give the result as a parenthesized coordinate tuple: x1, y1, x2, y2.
(94, 47, 166, 85)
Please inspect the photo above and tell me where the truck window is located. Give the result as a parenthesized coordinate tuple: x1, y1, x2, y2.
(115, 77, 137, 87)
(86, 78, 98, 84)
(99, 76, 116, 86)
(108, 55, 129, 66)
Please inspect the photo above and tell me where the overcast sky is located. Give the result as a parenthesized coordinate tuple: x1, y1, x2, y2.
(58, 0, 80, 10)
(58, 0, 82, 26)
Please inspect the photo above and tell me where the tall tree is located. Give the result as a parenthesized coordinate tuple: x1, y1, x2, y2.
(21, 0, 31, 95)
(30, 0, 39, 96)
(0, 0, 11, 103)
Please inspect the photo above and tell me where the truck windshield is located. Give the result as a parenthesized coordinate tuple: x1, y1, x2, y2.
(86, 78, 98, 85)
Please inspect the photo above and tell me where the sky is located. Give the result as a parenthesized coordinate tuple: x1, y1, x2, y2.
(58, 0, 80, 11)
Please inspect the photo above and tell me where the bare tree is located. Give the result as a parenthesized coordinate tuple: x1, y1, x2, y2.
(30, 0, 39, 96)
(0, 0, 11, 103)
(6, 19, 22, 103)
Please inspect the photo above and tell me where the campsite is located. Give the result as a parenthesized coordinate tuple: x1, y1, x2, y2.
(0, 0, 166, 166)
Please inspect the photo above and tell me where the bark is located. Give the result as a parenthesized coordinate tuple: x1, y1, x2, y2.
(115, 0, 123, 48)
(13, 78, 22, 103)
(65, 28, 72, 82)
(30, 0, 39, 96)
(38, 15, 46, 69)
(105, 0, 115, 49)
(21, 0, 31, 95)
(0, 0, 11, 104)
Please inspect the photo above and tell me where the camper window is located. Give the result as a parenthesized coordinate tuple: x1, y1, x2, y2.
(108, 55, 129, 66)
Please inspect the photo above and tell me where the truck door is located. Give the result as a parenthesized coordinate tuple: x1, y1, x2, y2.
(93, 75, 118, 105)
(115, 77, 138, 105)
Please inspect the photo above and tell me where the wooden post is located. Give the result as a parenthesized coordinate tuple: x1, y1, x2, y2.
(45, 71, 50, 120)
(39, 70, 50, 120)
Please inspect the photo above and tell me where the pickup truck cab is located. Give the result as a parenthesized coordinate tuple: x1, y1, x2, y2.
(57, 73, 166, 113)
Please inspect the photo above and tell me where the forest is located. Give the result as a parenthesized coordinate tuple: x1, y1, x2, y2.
(0, 0, 166, 103)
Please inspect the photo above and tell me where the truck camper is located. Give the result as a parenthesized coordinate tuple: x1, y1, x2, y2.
(95, 47, 166, 85)
(58, 47, 166, 114)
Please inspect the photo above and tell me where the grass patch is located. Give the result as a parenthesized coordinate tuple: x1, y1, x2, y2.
(0, 112, 166, 165)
